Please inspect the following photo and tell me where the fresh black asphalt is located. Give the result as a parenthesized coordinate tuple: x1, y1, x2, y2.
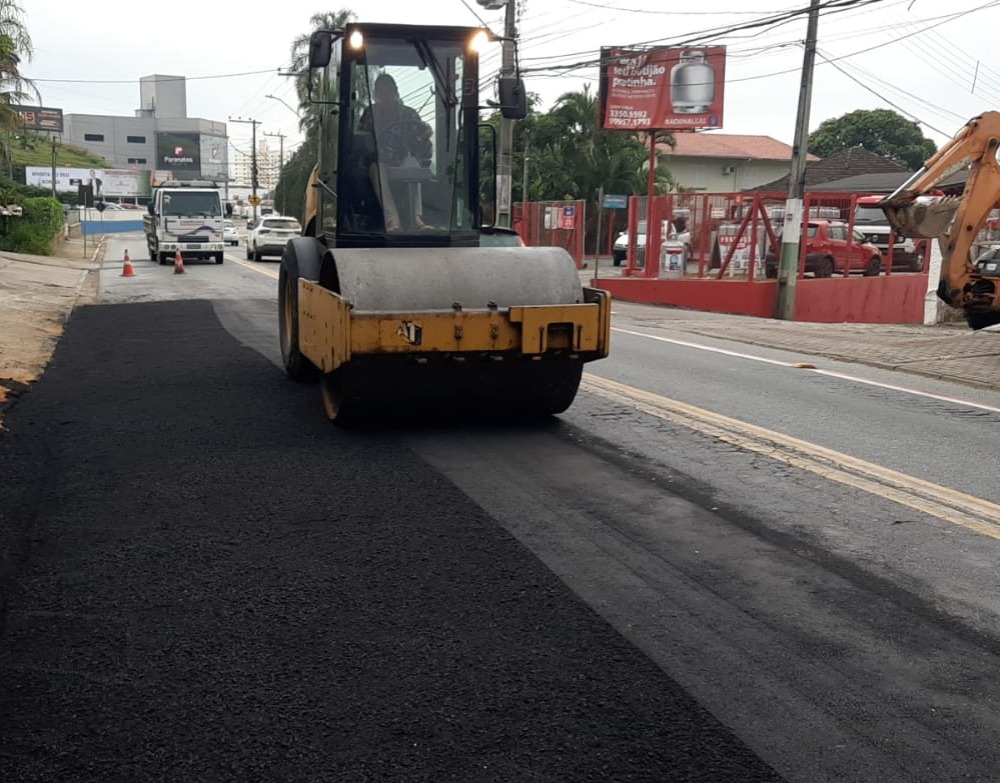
(0, 299, 782, 782)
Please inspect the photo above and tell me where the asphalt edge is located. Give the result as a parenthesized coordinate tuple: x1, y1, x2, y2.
(0, 234, 107, 430)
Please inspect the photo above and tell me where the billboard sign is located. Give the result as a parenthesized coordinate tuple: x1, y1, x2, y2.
(199, 135, 227, 179)
(599, 46, 726, 132)
(26, 166, 152, 198)
(155, 131, 201, 175)
(11, 105, 64, 133)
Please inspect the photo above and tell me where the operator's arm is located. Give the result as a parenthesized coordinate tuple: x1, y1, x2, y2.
(402, 106, 433, 165)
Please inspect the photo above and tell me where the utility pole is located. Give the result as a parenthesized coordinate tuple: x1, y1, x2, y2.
(775, 0, 821, 321)
(264, 131, 286, 215)
(496, 0, 517, 227)
(521, 132, 529, 231)
(50, 136, 57, 199)
(229, 117, 261, 220)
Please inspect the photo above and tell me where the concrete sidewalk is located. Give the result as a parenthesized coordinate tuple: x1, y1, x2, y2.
(0, 235, 104, 410)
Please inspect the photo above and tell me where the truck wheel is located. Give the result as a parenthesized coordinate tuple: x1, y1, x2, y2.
(253, 245, 262, 263)
(863, 256, 881, 276)
(215, 252, 224, 265)
(245, 245, 252, 261)
(278, 263, 319, 383)
(157, 252, 168, 266)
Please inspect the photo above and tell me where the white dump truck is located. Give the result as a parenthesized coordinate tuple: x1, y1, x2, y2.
(143, 181, 232, 265)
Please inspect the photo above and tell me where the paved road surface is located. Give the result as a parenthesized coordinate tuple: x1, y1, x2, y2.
(5, 232, 1000, 781)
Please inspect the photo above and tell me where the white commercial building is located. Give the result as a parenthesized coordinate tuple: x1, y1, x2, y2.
(60, 75, 229, 190)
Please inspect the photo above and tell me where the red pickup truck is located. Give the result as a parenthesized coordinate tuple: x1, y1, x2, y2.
(765, 220, 883, 278)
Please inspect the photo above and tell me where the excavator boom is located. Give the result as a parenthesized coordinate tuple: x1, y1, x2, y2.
(880, 111, 1000, 329)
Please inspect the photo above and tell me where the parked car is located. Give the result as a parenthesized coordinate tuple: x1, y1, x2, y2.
(245, 216, 302, 261)
(223, 220, 239, 246)
(612, 231, 644, 266)
(765, 220, 883, 278)
(480, 226, 525, 247)
(854, 194, 929, 272)
(612, 217, 690, 267)
(975, 247, 1000, 277)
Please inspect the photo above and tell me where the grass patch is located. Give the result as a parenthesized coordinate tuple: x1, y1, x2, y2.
(7, 131, 107, 168)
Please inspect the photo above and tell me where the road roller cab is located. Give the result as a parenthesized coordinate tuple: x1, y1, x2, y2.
(279, 21, 611, 422)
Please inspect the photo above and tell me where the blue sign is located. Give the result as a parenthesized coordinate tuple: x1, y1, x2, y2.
(602, 194, 628, 209)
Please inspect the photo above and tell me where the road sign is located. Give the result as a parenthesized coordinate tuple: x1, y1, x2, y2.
(558, 205, 576, 229)
(249, 195, 261, 206)
(602, 194, 628, 210)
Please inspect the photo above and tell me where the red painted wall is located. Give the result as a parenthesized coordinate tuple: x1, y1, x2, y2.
(593, 275, 928, 324)
(793, 275, 926, 323)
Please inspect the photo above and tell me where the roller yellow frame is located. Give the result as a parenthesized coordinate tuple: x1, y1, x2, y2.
(297, 279, 611, 374)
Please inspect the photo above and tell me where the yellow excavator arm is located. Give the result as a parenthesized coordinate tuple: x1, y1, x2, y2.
(881, 111, 1000, 329)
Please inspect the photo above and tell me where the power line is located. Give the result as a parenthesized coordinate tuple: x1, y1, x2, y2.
(815, 49, 952, 136)
(32, 68, 279, 85)
(521, 0, 998, 84)
(564, 0, 812, 14)
(520, 0, 884, 69)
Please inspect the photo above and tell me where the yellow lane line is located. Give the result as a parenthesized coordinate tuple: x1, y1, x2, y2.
(582, 373, 1000, 542)
(228, 255, 279, 280)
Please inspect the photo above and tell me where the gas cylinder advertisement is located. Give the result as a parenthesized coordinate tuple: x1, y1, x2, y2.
(599, 46, 726, 132)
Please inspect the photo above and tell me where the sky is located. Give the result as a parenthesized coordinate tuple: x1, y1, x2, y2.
(21, 0, 1000, 166)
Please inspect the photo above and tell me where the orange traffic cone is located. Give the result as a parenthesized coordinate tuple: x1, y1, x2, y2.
(120, 249, 135, 277)
(173, 249, 185, 275)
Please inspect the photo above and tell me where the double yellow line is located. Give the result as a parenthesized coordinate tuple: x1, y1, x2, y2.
(229, 255, 279, 280)
(583, 374, 1000, 541)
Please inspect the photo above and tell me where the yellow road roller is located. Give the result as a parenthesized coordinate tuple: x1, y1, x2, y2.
(279, 22, 611, 422)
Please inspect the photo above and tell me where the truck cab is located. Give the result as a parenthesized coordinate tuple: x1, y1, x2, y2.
(854, 194, 927, 272)
(144, 181, 231, 265)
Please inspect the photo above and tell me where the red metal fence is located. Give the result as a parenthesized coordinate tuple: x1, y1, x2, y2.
(621, 191, 932, 280)
(513, 200, 587, 267)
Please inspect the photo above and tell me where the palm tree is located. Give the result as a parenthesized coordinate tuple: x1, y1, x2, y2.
(0, 1, 39, 165)
(289, 9, 356, 136)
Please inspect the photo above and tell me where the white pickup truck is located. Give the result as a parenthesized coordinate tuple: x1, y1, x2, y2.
(143, 182, 232, 265)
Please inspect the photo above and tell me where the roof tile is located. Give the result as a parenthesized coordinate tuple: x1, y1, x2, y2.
(657, 133, 820, 162)
(747, 146, 909, 191)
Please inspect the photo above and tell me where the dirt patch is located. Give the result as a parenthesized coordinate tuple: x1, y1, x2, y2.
(0, 236, 105, 418)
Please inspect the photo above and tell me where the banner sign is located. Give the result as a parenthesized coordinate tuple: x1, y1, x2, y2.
(200, 135, 226, 179)
(26, 166, 152, 197)
(155, 131, 202, 174)
(599, 46, 726, 132)
(11, 105, 64, 133)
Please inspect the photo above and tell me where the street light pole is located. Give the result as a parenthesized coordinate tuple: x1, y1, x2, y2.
(265, 94, 301, 120)
(776, 0, 821, 321)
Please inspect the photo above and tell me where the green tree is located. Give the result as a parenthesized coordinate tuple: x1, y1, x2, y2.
(484, 85, 675, 250)
(289, 9, 356, 136)
(276, 9, 356, 222)
(0, 0, 40, 165)
(808, 109, 937, 170)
